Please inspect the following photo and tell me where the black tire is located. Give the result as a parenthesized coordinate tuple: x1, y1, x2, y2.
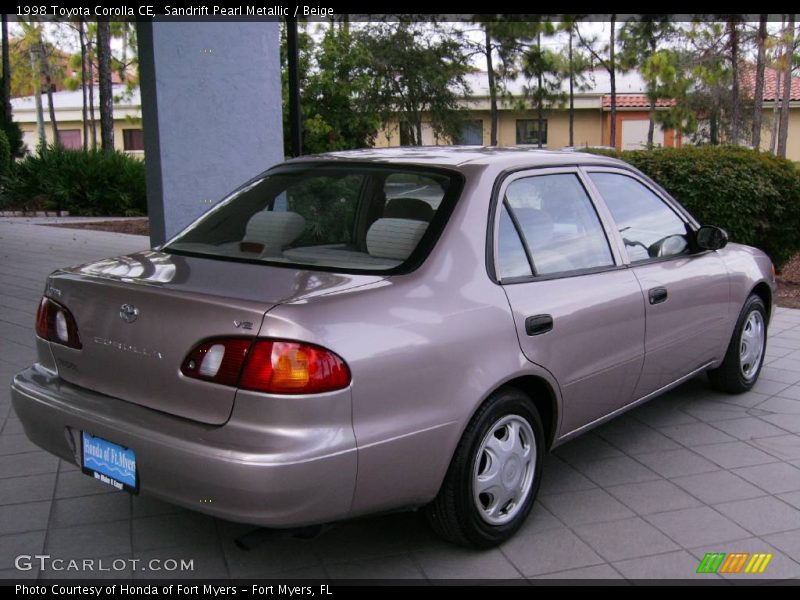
(708, 294, 768, 394)
(424, 387, 544, 548)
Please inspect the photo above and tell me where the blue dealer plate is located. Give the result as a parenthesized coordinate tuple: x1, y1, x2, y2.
(81, 432, 138, 492)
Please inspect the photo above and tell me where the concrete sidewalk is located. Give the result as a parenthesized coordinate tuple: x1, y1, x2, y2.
(1, 219, 800, 581)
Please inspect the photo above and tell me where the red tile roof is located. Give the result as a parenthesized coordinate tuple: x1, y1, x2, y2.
(602, 68, 799, 108)
(602, 95, 677, 108)
(742, 66, 800, 102)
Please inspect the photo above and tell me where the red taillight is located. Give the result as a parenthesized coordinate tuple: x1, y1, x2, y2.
(181, 338, 351, 395)
(240, 340, 351, 394)
(35, 296, 82, 349)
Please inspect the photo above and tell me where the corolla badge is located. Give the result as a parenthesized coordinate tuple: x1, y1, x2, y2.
(119, 303, 139, 324)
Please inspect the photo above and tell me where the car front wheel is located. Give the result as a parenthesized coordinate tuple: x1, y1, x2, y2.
(708, 294, 768, 393)
(425, 387, 544, 548)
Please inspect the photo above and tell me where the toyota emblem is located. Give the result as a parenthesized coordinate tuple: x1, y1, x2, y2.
(119, 304, 139, 324)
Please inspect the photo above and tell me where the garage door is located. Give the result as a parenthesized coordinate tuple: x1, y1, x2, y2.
(621, 119, 664, 150)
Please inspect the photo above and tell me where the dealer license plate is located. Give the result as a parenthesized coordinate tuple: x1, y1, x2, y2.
(81, 432, 138, 492)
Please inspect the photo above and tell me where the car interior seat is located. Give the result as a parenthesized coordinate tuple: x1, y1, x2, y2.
(240, 210, 306, 255)
(366, 218, 429, 261)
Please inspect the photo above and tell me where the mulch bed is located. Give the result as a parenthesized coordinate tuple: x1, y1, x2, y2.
(38, 218, 800, 310)
(777, 253, 800, 309)
(46, 218, 150, 236)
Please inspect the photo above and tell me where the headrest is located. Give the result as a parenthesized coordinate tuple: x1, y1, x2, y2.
(384, 198, 435, 222)
(366, 218, 428, 261)
(241, 211, 305, 253)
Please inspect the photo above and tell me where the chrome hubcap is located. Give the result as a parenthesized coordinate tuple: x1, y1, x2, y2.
(473, 415, 536, 525)
(739, 310, 765, 381)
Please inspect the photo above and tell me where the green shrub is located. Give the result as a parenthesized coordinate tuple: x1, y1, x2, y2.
(0, 130, 11, 180)
(0, 146, 147, 216)
(585, 146, 800, 269)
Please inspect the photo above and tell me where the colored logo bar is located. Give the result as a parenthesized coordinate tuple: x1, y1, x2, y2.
(697, 552, 773, 574)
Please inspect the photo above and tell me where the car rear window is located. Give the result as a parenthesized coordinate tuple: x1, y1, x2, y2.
(164, 164, 462, 274)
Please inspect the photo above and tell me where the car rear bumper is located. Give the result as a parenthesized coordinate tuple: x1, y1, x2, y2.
(10, 365, 357, 527)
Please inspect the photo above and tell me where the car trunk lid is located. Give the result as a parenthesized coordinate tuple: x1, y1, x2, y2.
(43, 250, 381, 424)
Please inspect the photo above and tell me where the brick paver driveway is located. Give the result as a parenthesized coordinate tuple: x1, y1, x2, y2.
(2, 219, 800, 581)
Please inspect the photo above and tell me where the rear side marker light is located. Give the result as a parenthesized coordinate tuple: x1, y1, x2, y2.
(35, 296, 82, 349)
(181, 338, 351, 395)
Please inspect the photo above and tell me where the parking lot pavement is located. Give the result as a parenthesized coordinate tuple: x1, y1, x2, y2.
(2, 219, 800, 581)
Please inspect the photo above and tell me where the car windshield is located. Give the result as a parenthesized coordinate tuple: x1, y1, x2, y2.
(165, 164, 462, 273)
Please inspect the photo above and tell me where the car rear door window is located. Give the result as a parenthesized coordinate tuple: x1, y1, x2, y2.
(498, 173, 614, 277)
(497, 204, 533, 279)
(588, 172, 689, 262)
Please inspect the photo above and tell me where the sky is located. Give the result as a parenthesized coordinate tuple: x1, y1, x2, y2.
(11, 17, 793, 73)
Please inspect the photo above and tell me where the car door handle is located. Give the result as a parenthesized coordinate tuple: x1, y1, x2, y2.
(648, 287, 668, 305)
(525, 314, 553, 336)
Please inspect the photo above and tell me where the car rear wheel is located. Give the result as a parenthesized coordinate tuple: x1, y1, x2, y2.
(708, 294, 768, 394)
(424, 387, 544, 548)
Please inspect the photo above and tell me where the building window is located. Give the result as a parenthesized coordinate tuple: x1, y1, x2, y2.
(454, 120, 484, 145)
(123, 129, 145, 151)
(58, 129, 81, 150)
(516, 119, 548, 146)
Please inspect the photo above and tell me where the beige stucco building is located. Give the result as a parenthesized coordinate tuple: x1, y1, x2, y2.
(750, 68, 800, 160)
(376, 69, 800, 162)
(9, 69, 800, 162)
(11, 85, 143, 156)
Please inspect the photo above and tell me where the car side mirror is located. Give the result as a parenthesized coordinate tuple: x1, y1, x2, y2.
(695, 225, 729, 251)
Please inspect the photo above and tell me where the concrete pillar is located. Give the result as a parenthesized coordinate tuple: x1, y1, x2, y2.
(138, 21, 284, 246)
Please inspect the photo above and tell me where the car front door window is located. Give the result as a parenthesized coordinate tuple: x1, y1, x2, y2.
(587, 172, 689, 262)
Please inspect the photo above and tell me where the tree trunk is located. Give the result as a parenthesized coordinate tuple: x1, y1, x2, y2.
(710, 103, 719, 146)
(29, 47, 45, 150)
(87, 37, 96, 150)
(729, 19, 740, 145)
(769, 73, 781, 153)
(568, 29, 574, 147)
(537, 32, 544, 149)
(121, 24, 127, 81)
(97, 19, 114, 152)
(770, 16, 785, 153)
(79, 18, 88, 151)
(2, 15, 11, 119)
(751, 15, 767, 149)
(609, 15, 617, 149)
(40, 44, 59, 145)
(485, 27, 498, 146)
(646, 39, 656, 148)
(647, 97, 656, 148)
(777, 14, 795, 158)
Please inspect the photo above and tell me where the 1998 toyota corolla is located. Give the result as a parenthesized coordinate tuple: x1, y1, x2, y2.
(11, 148, 776, 547)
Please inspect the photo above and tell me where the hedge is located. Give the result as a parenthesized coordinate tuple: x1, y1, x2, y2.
(585, 146, 800, 269)
(0, 146, 147, 216)
(0, 131, 11, 182)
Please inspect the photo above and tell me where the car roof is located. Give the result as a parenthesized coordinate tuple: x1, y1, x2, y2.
(283, 146, 626, 171)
